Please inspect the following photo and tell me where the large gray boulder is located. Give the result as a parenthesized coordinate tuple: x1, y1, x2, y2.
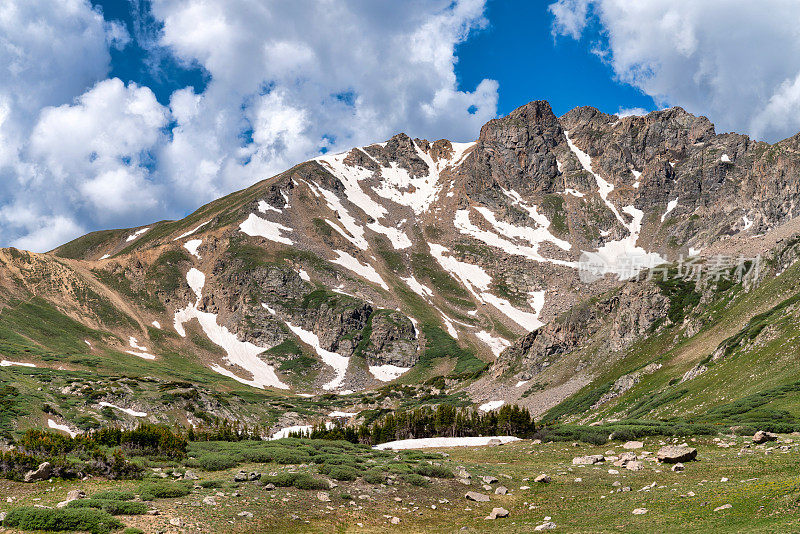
(23, 462, 53, 483)
(657, 445, 697, 463)
(572, 454, 605, 465)
(465, 491, 491, 502)
(753, 431, 778, 444)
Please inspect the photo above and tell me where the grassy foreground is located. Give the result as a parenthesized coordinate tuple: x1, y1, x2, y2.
(1, 435, 799, 533)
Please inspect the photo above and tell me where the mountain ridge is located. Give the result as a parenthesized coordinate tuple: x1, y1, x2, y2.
(3, 98, 800, 437)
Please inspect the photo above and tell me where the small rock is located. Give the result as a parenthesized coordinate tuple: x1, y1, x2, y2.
(534, 521, 557, 530)
(465, 491, 491, 502)
(0, 511, 5, 522)
(184, 470, 198, 480)
(169, 518, 182, 526)
(233, 471, 249, 482)
(487, 439, 502, 447)
(202, 496, 216, 505)
(264, 483, 276, 491)
(671, 463, 685, 472)
(237, 511, 253, 518)
(248, 472, 261, 481)
(458, 478, 471, 485)
(632, 508, 648, 515)
(482, 475, 499, 484)
(317, 492, 331, 502)
(714, 504, 732, 512)
(494, 486, 508, 495)
(390, 517, 400, 524)
(485, 507, 509, 520)
(608, 469, 619, 475)
(623, 441, 644, 449)
(534, 474, 551, 483)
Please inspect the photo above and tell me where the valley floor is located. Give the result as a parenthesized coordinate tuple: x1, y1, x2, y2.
(2, 435, 800, 533)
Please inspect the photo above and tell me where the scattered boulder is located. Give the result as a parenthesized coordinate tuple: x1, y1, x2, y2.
(456, 468, 471, 479)
(56, 489, 86, 508)
(458, 478, 471, 486)
(753, 431, 778, 444)
(534, 521, 557, 530)
(0, 511, 6, 522)
(317, 492, 331, 502)
(202, 496, 217, 506)
(184, 470, 198, 480)
(572, 455, 605, 465)
(234, 471, 249, 482)
(23, 462, 52, 483)
(632, 508, 648, 515)
(671, 463, 685, 472)
(623, 441, 644, 450)
(238, 511, 253, 518)
(264, 483, 276, 491)
(390, 517, 401, 525)
(534, 474, 551, 483)
(465, 491, 491, 502)
(495, 486, 508, 495)
(487, 439, 503, 447)
(249, 472, 261, 481)
(482, 475, 499, 484)
(625, 461, 643, 471)
(657, 446, 697, 463)
(714, 504, 732, 512)
(485, 507, 509, 520)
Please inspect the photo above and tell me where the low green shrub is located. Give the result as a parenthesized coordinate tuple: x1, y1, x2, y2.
(124, 528, 144, 534)
(362, 469, 386, 484)
(68, 499, 147, 515)
(319, 464, 358, 481)
(138, 481, 191, 500)
(414, 464, 454, 478)
(262, 472, 328, 490)
(199, 479, 224, 489)
(196, 453, 238, 471)
(2, 507, 123, 534)
(402, 473, 429, 487)
(90, 490, 135, 501)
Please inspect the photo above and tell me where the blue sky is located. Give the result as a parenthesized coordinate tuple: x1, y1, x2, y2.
(2, 0, 800, 251)
(455, 0, 655, 118)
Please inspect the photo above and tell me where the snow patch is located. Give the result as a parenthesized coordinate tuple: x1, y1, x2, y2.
(475, 330, 510, 357)
(186, 268, 205, 301)
(174, 270, 288, 390)
(369, 364, 411, 382)
(100, 254, 110, 260)
(329, 411, 358, 418)
(99, 402, 147, 417)
(661, 198, 678, 222)
(401, 275, 434, 298)
(125, 227, 149, 242)
(258, 200, 282, 214)
(174, 220, 211, 240)
(48, 419, 78, 438)
(479, 400, 505, 412)
(742, 215, 753, 231)
(239, 213, 293, 245)
(126, 336, 155, 360)
(331, 250, 389, 290)
(689, 247, 703, 256)
(270, 422, 335, 440)
(375, 436, 520, 450)
(0, 360, 36, 368)
(184, 239, 202, 259)
(151, 321, 161, 329)
(298, 269, 311, 282)
(284, 321, 350, 390)
(720, 154, 731, 163)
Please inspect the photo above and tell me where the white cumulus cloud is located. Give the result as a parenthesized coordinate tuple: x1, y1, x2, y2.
(550, 0, 800, 142)
(0, 0, 499, 251)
